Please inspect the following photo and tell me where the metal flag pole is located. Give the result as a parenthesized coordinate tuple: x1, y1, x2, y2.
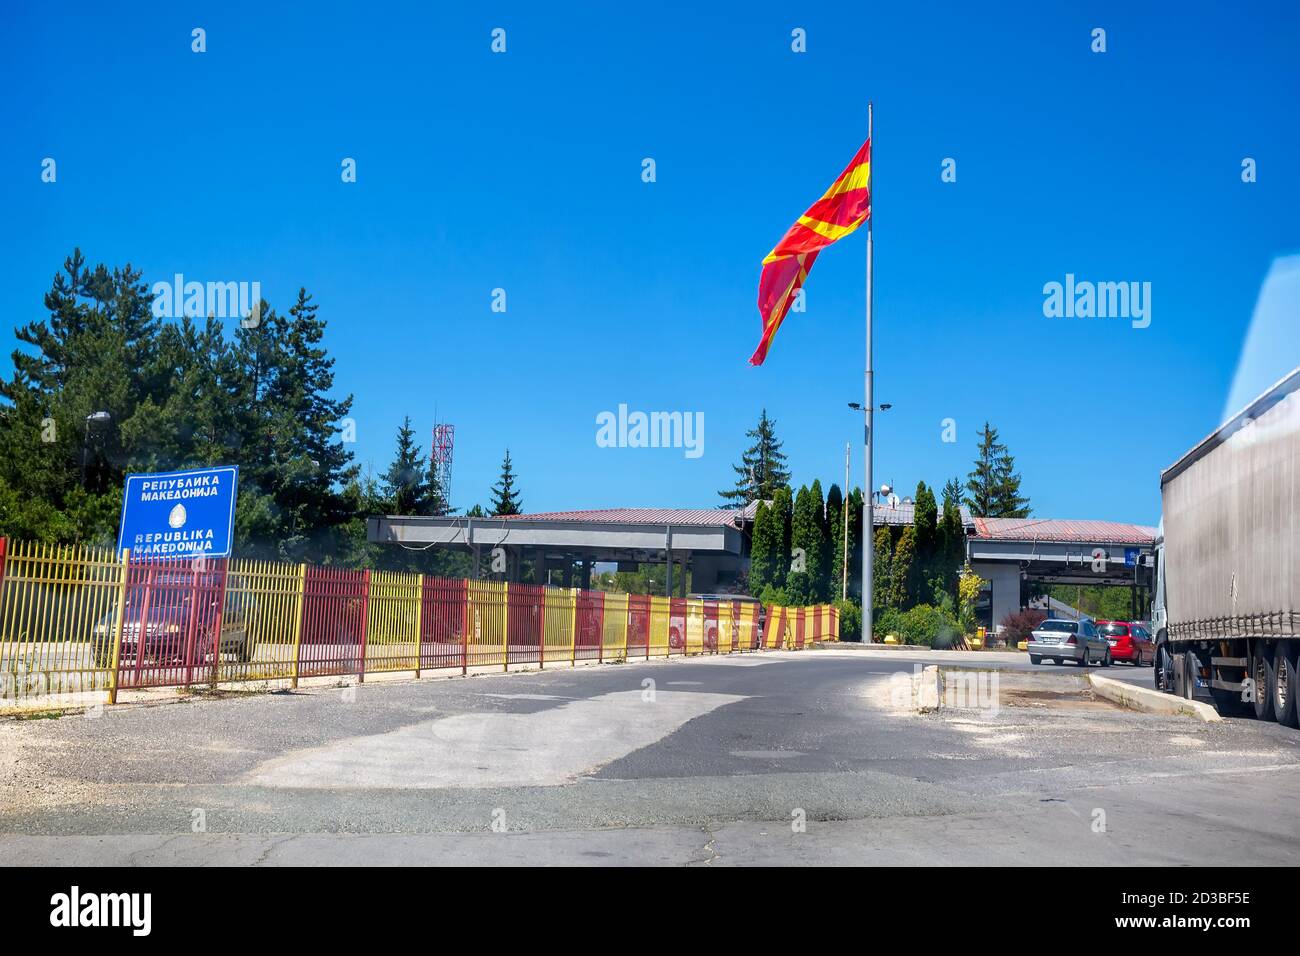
(862, 102, 874, 642)
(843, 441, 850, 601)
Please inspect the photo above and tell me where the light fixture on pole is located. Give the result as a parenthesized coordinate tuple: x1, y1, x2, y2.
(82, 411, 112, 490)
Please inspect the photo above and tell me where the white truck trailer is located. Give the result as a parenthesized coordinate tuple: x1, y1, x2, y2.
(1152, 365, 1300, 724)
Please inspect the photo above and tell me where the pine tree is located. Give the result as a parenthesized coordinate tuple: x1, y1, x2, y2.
(250, 289, 357, 560)
(719, 409, 791, 505)
(489, 449, 522, 515)
(382, 416, 428, 515)
(964, 422, 1029, 518)
(421, 454, 450, 516)
(991, 448, 1030, 518)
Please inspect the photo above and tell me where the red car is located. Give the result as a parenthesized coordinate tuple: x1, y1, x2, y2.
(1096, 620, 1154, 665)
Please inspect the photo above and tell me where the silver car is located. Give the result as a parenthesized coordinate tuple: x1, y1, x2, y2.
(1027, 618, 1112, 667)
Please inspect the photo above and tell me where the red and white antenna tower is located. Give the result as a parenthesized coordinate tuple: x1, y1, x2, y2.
(431, 422, 455, 512)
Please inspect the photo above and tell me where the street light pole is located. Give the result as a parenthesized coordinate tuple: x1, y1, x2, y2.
(82, 411, 111, 491)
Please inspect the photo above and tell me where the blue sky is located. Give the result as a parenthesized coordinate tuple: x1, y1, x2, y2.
(3, 1, 1297, 526)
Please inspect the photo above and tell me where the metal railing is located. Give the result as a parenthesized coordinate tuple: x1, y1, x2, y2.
(0, 536, 839, 708)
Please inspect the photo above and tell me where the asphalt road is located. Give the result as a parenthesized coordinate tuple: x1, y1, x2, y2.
(2, 647, 1297, 866)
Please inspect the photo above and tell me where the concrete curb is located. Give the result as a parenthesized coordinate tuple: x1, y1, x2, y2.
(917, 664, 941, 712)
(1087, 674, 1222, 722)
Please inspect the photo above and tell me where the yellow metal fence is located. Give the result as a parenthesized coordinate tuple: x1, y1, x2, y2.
(0, 536, 838, 708)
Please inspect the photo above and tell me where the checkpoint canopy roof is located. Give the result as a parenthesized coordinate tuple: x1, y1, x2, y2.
(366, 504, 760, 565)
(968, 516, 1158, 586)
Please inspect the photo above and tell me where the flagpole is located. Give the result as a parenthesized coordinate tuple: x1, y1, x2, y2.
(842, 441, 850, 601)
(862, 102, 874, 642)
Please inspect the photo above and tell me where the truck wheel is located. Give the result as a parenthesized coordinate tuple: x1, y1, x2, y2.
(1273, 643, 1299, 729)
(1155, 644, 1173, 692)
(1251, 645, 1276, 722)
(1177, 650, 1200, 699)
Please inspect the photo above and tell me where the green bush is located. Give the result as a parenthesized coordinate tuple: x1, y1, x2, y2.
(872, 606, 902, 642)
(757, 583, 791, 607)
(896, 603, 960, 647)
(833, 599, 861, 641)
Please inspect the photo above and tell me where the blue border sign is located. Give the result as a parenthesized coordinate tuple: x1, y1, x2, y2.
(117, 466, 239, 559)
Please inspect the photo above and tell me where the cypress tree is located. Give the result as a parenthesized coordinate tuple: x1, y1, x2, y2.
(748, 500, 782, 595)
(787, 485, 818, 603)
(826, 484, 845, 600)
(890, 526, 916, 609)
(939, 479, 966, 596)
(912, 481, 939, 602)
(872, 526, 893, 611)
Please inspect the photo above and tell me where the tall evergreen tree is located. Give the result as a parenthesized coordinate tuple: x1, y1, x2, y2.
(382, 416, 428, 515)
(748, 500, 783, 595)
(771, 485, 794, 577)
(890, 526, 916, 609)
(421, 454, 450, 516)
(809, 480, 831, 600)
(911, 481, 941, 602)
(872, 526, 893, 612)
(846, 487, 864, 599)
(719, 408, 791, 505)
(825, 483, 844, 600)
(991, 447, 1030, 519)
(489, 449, 522, 515)
(965, 423, 1030, 518)
(786, 484, 821, 603)
(939, 479, 966, 595)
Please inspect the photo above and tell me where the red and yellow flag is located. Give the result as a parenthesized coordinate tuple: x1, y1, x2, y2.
(749, 138, 871, 365)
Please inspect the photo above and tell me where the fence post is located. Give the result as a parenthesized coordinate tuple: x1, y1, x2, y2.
(414, 574, 423, 680)
(501, 582, 509, 672)
(620, 599, 628, 662)
(358, 569, 371, 683)
(290, 564, 306, 689)
(107, 549, 131, 705)
(461, 582, 469, 676)
(206, 558, 229, 690)
(569, 588, 577, 666)
(538, 589, 545, 670)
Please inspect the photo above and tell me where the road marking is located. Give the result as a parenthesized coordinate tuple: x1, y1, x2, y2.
(245, 690, 744, 790)
(729, 750, 806, 760)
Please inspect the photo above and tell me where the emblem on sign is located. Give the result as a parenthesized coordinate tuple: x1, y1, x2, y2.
(168, 503, 187, 529)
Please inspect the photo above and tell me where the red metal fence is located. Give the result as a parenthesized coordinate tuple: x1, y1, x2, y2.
(0, 536, 839, 708)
